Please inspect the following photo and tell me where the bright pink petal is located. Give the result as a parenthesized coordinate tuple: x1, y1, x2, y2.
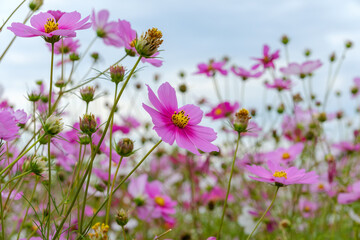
(8, 23, 44, 37)
(30, 12, 53, 31)
(157, 82, 178, 114)
(178, 104, 203, 125)
(175, 130, 199, 155)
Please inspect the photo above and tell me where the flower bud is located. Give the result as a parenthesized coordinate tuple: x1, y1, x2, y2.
(134, 28, 163, 58)
(317, 112, 327, 122)
(351, 86, 358, 95)
(178, 84, 187, 93)
(281, 35, 289, 45)
(78, 133, 91, 145)
(69, 53, 80, 61)
(304, 49, 311, 57)
(277, 103, 285, 114)
(80, 114, 97, 135)
(115, 209, 129, 226)
(125, 48, 136, 57)
(27, 91, 41, 102)
(55, 79, 65, 88)
(29, 0, 43, 11)
(234, 108, 251, 133)
(39, 130, 50, 144)
(80, 86, 95, 103)
(40, 95, 49, 103)
(30, 156, 47, 176)
(330, 52, 336, 62)
(279, 219, 291, 229)
(110, 65, 125, 84)
(44, 115, 63, 136)
(345, 40, 353, 49)
(115, 138, 134, 157)
(89, 53, 98, 63)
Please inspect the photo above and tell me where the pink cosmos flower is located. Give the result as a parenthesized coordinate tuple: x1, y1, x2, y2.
(298, 198, 318, 218)
(195, 60, 228, 77)
(117, 19, 163, 67)
(333, 141, 360, 153)
(0, 110, 20, 141)
(280, 60, 322, 77)
(201, 186, 234, 204)
(206, 101, 239, 120)
(246, 160, 318, 186)
(252, 44, 280, 70)
(8, 11, 91, 42)
(338, 181, 360, 204)
(231, 66, 262, 80)
(265, 78, 292, 91)
(142, 82, 219, 155)
(91, 9, 123, 47)
(265, 143, 304, 165)
(47, 38, 80, 54)
(351, 77, 360, 97)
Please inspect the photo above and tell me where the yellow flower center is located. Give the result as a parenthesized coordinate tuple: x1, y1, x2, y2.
(172, 110, 190, 128)
(155, 196, 165, 206)
(318, 183, 324, 190)
(282, 152, 290, 159)
(44, 18, 59, 33)
(304, 206, 311, 212)
(273, 170, 287, 179)
(215, 108, 222, 115)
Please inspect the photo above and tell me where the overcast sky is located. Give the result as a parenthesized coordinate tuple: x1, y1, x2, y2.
(1, 0, 360, 130)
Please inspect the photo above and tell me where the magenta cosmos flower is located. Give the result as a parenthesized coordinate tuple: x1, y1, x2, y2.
(265, 78, 292, 91)
(195, 59, 228, 77)
(47, 38, 80, 54)
(231, 66, 262, 80)
(265, 143, 304, 165)
(280, 60, 322, 78)
(252, 44, 280, 70)
(338, 181, 360, 204)
(91, 9, 123, 47)
(8, 11, 91, 43)
(143, 82, 219, 155)
(206, 101, 239, 120)
(246, 160, 318, 186)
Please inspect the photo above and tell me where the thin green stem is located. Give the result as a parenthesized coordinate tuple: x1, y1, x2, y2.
(79, 140, 162, 237)
(0, 135, 44, 177)
(16, 178, 39, 240)
(49, 43, 55, 115)
(106, 156, 123, 224)
(0, 171, 31, 192)
(0, 0, 26, 32)
(47, 140, 51, 239)
(217, 132, 241, 239)
(105, 84, 118, 224)
(53, 56, 142, 240)
(246, 186, 280, 240)
(121, 226, 127, 240)
(212, 76, 223, 102)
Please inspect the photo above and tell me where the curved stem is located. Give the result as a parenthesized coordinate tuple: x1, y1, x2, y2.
(106, 156, 123, 224)
(217, 132, 241, 239)
(53, 56, 142, 240)
(0, 135, 44, 177)
(246, 186, 280, 240)
(79, 140, 162, 237)
(0, 0, 26, 32)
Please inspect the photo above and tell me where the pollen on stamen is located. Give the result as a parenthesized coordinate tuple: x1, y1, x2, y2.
(44, 18, 59, 33)
(273, 170, 287, 179)
(172, 110, 190, 128)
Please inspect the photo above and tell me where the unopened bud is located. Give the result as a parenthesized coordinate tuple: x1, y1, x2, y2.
(281, 35, 289, 45)
(27, 91, 41, 102)
(317, 112, 327, 122)
(91, 52, 99, 62)
(330, 52, 336, 62)
(279, 219, 291, 229)
(345, 40, 353, 49)
(78, 133, 91, 145)
(304, 49, 311, 57)
(116, 209, 129, 226)
(44, 115, 63, 136)
(277, 103, 285, 114)
(179, 84, 187, 93)
(29, 0, 43, 11)
(69, 53, 80, 61)
(79, 114, 97, 135)
(30, 156, 47, 176)
(110, 65, 125, 84)
(115, 138, 134, 157)
(55, 79, 65, 88)
(80, 86, 95, 103)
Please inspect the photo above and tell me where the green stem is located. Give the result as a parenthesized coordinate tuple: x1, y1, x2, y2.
(53, 56, 142, 240)
(47, 140, 51, 239)
(0, 171, 31, 192)
(48, 43, 55, 115)
(121, 226, 127, 240)
(105, 83, 118, 224)
(0, 135, 44, 177)
(217, 133, 241, 239)
(0, 183, 4, 240)
(0, 0, 26, 32)
(16, 178, 39, 240)
(212, 76, 223, 102)
(246, 186, 280, 240)
(106, 156, 123, 225)
(79, 140, 162, 237)
(79, 137, 93, 234)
